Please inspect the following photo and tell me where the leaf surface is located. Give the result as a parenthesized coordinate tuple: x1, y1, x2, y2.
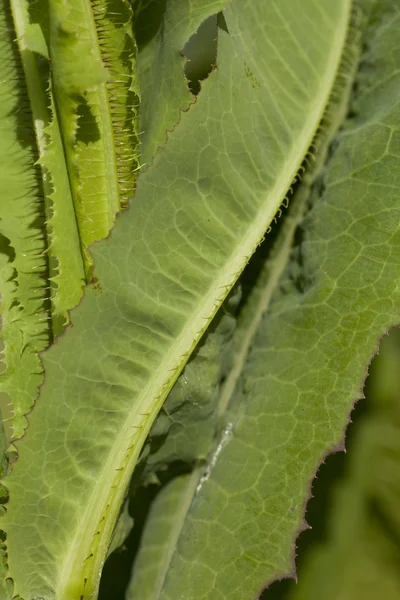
(2, 1, 349, 598)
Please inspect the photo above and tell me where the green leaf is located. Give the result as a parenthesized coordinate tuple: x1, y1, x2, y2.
(2, 1, 349, 598)
(1, 0, 139, 437)
(48, 0, 139, 271)
(0, 0, 50, 439)
(132, 4, 400, 599)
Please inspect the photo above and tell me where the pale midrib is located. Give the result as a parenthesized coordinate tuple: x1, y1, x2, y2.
(82, 0, 120, 222)
(57, 3, 351, 597)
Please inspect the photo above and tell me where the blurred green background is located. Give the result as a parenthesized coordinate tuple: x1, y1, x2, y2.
(263, 326, 400, 600)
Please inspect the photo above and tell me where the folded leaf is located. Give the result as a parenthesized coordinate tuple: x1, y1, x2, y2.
(0, 0, 50, 439)
(10, 0, 86, 333)
(48, 0, 139, 270)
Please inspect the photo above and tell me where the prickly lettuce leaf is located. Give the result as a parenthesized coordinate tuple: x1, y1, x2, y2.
(126, 98, 343, 594)
(0, 0, 139, 451)
(48, 0, 139, 268)
(1, 1, 349, 598)
(9, 0, 86, 331)
(126, 3, 400, 599)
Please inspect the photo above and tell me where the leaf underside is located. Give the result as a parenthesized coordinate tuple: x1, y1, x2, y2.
(1, 1, 350, 598)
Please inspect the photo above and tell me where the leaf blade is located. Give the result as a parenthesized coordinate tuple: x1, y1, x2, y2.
(2, 1, 350, 597)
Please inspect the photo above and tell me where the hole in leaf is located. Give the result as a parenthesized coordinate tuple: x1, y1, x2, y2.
(184, 15, 219, 95)
(75, 96, 101, 144)
(0, 234, 15, 263)
(132, 0, 167, 50)
(217, 11, 230, 34)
